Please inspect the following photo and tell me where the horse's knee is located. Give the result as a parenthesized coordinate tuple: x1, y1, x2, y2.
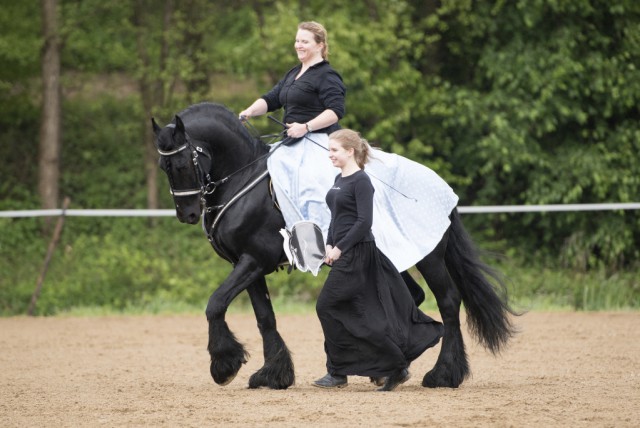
(205, 295, 227, 321)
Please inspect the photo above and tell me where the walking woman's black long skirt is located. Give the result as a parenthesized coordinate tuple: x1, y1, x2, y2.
(316, 241, 444, 377)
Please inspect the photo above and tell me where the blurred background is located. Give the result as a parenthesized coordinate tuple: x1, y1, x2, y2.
(1, 0, 638, 315)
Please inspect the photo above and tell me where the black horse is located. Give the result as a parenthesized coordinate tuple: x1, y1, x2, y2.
(152, 101, 517, 390)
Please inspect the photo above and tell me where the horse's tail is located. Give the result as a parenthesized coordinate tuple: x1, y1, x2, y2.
(444, 208, 519, 354)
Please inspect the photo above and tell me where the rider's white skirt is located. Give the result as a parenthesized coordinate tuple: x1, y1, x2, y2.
(268, 133, 459, 272)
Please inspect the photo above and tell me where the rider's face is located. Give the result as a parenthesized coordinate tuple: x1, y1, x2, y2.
(295, 29, 322, 63)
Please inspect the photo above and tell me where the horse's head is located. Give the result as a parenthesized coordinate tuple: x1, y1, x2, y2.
(152, 115, 211, 225)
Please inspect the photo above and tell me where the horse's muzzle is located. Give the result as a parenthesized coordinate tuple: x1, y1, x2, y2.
(175, 206, 201, 225)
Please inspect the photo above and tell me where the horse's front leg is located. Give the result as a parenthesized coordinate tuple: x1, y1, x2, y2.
(245, 277, 295, 390)
(204, 255, 262, 386)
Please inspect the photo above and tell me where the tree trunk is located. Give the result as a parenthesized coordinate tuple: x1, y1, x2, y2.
(38, 0, 62, 222)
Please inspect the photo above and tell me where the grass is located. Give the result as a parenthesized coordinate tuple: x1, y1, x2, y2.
(7, 265, 638, 318)
(2, 215, 638, 317)
(46, 276, 638, 319)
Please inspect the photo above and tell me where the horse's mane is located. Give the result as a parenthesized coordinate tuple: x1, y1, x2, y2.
(178, 102, 264, 151)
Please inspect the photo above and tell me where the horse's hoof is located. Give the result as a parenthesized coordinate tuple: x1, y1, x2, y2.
(216, 373, 237, 386)
(421, 372, 439, 388)
(248, 371, 268, 389)
(248, 372, 294, 390)
(377, 369, 410, 392)
(369, 376, 386, 387)
(422, 370, 461, 388)
(210, 359, 244, 386)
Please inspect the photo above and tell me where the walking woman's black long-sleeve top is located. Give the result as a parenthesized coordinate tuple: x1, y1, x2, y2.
(325, 170, 375, 253)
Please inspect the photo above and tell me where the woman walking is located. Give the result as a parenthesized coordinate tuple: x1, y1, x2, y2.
(314, 129, 444, 392)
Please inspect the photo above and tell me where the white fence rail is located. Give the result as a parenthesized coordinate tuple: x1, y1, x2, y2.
(1, 203, 640, 218)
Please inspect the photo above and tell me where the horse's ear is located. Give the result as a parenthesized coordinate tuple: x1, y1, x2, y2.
(174, 115, 186, 135)
(151, 117, 162, 137)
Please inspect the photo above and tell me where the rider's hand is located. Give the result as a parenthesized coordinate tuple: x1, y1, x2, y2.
(286, 122, 308, 138)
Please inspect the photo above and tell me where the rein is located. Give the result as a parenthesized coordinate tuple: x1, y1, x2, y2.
(203, 127, 292, 252)
(204, 169, 270, 239)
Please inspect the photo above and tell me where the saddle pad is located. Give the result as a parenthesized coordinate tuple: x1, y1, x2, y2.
(268, 133, 459, 272)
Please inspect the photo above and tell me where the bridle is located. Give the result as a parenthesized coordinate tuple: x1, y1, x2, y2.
(156, 124, 215, 199)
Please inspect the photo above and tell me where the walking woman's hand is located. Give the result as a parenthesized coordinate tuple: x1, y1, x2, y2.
(324, 246, 342, 265)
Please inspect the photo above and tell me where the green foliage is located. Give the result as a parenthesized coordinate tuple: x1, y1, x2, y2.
(61, 98, 147, 210)
(0, 2, 41, 188)
(0, 101, 40, 208)
(0, 209, 331, 316)
(1, 218, 637, 315)
(422, 0, 640, 269)
(61, 2, 136, 72)
(0, 217, 226, 316)
(1, 0, 639, 315)
(0, 2, 41, 83)
(497, 260, 640, 311)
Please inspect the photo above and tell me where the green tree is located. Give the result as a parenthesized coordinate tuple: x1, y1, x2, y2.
(419, 0, 640, 269)
(0, 2, 42, 209)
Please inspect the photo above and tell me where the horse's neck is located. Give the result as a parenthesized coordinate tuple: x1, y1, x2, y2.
(205, 134, 264, 181)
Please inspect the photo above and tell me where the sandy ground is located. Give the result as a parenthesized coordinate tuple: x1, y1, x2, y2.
(0, 311, 638, 427)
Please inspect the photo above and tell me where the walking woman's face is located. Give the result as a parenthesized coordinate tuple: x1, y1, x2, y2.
(328, 139, 352, 169)
(295, 29, 322, 63)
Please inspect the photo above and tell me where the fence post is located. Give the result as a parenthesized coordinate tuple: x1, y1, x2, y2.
(28, 196, 71, 316)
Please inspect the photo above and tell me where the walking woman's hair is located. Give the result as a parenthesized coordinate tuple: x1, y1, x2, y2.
(298, 21, 329, 59)
(329, 129, 371, 169)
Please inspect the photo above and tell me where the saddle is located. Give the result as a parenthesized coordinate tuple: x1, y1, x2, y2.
(279, 221, 326, 276)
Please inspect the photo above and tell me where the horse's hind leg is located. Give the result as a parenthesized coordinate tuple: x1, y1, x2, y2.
(245, 278, 295, 390)
(401, 271, 426, 306)
(205, 256, 264, 386)
(415, 231, 469, 388)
